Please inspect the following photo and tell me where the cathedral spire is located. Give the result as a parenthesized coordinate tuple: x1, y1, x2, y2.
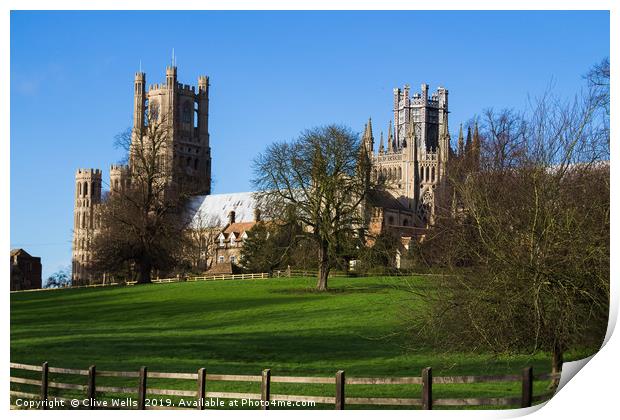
(457, 123, 464, 156)
(379, 131, 385, 154)
(439, 111, 450, 166)
(465, 125, 472, 153)
(472, 121, 481, 169)
(360, 118, 374, 158)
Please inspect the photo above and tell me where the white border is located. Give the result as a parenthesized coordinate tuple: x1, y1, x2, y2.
(2, 2, 616, 420)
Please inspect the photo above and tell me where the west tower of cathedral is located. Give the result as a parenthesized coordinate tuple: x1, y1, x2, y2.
(131, 66, 212, 195)
(71, 65, 212, 285)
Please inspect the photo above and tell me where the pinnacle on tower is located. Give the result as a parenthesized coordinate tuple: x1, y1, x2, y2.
(465, 126, 472, 152)
(379, 131, 385, 154)
(472, 121, 481, 169)
(458, 124, 464, 156)
(441, 112, 450, 140)
(362, 117, 374, 155)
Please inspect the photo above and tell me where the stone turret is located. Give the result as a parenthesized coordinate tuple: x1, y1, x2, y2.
(72, 168, 102, 285)
(472, 122, 481, 170)
(133, 72, 146, 135)
(362, 117, 374, 157)
(110, 164, 130, 194)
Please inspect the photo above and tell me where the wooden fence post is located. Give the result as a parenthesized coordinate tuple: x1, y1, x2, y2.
(521, 366, 533, 408)
(335, 370, 345, 410)
(138, 366, 148, 410)
(87, 365, 96, 409)
(41, 362, 49, 410)
(261, 369, 271, 410)
(197, 368, 206, 410)
(422, 367, 432, 410)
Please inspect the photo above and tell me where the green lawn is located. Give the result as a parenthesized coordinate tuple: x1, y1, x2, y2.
(10, 276, 585, 409)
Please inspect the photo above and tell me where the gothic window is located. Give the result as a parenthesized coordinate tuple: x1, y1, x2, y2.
(398, 167, 402, 179)
(78, 182, 82, 196)
(83, 182, 88, 196)
(186, 156, 192, 167)
(425, 166, 429, 182)
(194, 159, 199, 170)
(149, 100, 159, 122)
(431, 167, 435, 182)
(182, 101, 192, 123)
(194, 102, 199, 128)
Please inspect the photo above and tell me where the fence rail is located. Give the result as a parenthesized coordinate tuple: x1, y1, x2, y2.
(9, 362, 559, 410)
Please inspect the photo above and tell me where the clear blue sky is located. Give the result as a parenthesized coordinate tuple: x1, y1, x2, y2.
(10, 10, 609, 279)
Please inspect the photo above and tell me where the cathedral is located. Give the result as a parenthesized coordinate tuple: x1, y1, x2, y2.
(71, 63, 477, 284)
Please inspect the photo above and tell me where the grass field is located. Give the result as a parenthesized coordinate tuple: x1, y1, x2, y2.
(10, 276, 590, 409)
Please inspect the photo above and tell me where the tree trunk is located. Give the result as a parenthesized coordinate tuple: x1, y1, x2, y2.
(550, 342, 564, 389)
(137, 257, 152, 284)
(316, 240, 329, 291)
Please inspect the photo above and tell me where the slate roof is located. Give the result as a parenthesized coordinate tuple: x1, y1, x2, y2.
(367, 190, 410, 212)
(188, 192, 257, 229)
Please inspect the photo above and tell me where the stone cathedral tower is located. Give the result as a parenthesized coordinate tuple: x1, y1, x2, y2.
(71, 64, 213, 285)
(366, 83, 451, 227)
(132, 66, 212, 195)
(71, 169, 102, 284)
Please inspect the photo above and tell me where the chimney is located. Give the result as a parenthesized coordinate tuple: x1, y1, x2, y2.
(254, 208, 261, 222)
(228, 210, 236, 225)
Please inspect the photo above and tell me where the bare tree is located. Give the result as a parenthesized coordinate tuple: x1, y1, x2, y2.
(92, 112, 194, 284)
(584, 57, 609, 115)
(252, 125, 379, 290)
(410, 66, 609, 384)
(183, 212, 222, 272)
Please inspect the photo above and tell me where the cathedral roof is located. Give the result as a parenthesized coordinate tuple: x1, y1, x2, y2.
(367, 190, 410, 212)
(188, 191, 257, 229)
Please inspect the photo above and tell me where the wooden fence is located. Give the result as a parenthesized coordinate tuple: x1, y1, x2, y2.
(9, 362, 558, 410)
(153, 272, 270, 283)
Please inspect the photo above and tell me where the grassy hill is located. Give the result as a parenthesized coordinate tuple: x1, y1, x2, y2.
(10, 276, 574, 408)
